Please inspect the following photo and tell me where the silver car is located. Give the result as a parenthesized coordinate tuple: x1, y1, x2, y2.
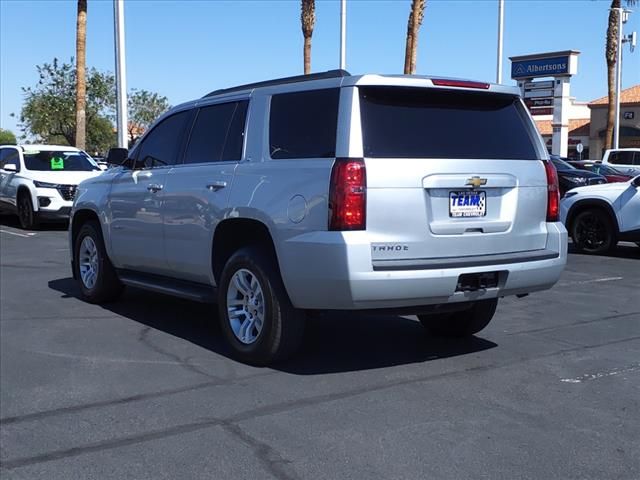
(70, 71, 567, 365)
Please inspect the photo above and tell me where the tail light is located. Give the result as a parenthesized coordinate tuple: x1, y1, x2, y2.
(543, 160, 560, 222)
(329, 158, 366, 230)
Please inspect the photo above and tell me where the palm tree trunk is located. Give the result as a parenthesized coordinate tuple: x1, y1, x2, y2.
(301, 0, 315, 75)
(604, 0, 637, 151)
(403, 14, 413, 74)
(404, 0, 426, 75)
(304, 36, 312, 74)
(75, 0, 87, 150)
(604, 0, 620, 151)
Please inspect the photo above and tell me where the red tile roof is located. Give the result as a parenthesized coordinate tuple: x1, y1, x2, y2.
(589, 84, 640, 106)
(535, 118, 590, 136)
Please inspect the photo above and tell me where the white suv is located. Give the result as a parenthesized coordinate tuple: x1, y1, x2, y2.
(69, 71, 567, 365)
(0, 144, 102, 229)
(561, 176, 640, 253)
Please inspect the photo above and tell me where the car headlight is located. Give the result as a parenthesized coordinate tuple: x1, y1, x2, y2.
(33, 180, 60, 188)
(566, 177, 587, 185)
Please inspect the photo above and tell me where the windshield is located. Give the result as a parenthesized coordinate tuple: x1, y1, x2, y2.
(550, 157, 575, 171)
(358, 87, 541, 160)
(23, 150, 100, 172)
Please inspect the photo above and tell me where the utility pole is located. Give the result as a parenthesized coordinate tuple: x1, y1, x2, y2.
(114, 0, 128, 149)
(340, 0, 346, 70)
(496, 0, 504, 84)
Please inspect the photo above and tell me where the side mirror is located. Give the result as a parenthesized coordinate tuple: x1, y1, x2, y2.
(3, 163, 17, 172)
(106, 147, 129, 166)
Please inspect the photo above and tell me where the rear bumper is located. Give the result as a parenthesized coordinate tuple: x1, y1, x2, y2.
(279, 223, 568, 310)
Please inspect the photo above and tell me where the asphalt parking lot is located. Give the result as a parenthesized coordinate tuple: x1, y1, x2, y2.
(1, 217, 639, 480)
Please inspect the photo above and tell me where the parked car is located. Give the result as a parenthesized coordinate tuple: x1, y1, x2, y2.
(601, 148, 640, 177)
(561, 176, 640, 254)
(91, 156, 110, 171)
(69, 71, 567, 365)
(566, 160, 633, 183)
(550, 155, 607, 196)
(0, 144, 103, 229)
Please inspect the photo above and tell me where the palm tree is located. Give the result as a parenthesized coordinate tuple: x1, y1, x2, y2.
(301, 0, 315, 74)
(604, 0, 636, 150)
(404, 0, 426, 74)
(75, 0, 87, 149)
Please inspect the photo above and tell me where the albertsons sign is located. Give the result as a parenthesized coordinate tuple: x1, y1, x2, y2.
(511, 56, 570, 79)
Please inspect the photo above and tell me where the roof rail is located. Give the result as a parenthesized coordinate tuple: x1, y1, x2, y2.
(203, 69, 351, 98)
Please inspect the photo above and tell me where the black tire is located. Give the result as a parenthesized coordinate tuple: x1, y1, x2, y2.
(17, 191, 38, 230)
(218, 246, 305, 366)
(73, 220, 123, 303)
(571, 209, 616, 254)
(418, 299, 498, 337)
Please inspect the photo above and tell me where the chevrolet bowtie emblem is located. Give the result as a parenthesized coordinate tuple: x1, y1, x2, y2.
(466, 176, 487, 189)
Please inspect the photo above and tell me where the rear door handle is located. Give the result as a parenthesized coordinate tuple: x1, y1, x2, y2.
(147, 183, 163, 193)
(206, 181, 227, 191)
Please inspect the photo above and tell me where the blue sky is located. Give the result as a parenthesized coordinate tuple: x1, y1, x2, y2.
(1, 0, 639, 134)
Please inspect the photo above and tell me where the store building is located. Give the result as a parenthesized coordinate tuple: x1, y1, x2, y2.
(588, 84, 640, 158)
(534, 84, 640, 160)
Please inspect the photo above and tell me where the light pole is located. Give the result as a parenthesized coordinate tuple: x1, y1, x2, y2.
(340, 0, 346, 70)
(613, 8, 636, 149)
(114, 0, 128, 149)
(496, 0, 504, 84)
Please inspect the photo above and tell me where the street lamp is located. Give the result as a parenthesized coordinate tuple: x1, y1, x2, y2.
(613, 8, 636, 150)
(496, 0, 504, 84)
(114, 0, 128, 149)
(340, 0, 346, 70)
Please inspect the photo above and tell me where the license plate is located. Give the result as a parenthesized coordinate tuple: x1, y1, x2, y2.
(449, 191, 486, 217)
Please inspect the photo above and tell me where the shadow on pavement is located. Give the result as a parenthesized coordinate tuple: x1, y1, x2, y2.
(48, 277, 497, 375)
(0, 214, 68, 231)
(568, 242, 640, 260)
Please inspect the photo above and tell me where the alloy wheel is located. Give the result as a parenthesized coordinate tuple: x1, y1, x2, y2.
(576, 213, 608, 250)
(79, 236, 99, 289)
(226, 268, 265, 345)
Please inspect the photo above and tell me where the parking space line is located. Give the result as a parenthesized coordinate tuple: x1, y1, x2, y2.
(558, 276, 623, 287)
(561, 363, 640, 384)
(0, 229, 37, 238)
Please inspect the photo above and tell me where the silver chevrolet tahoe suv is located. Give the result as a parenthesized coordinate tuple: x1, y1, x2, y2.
(70, 70, 567, 365)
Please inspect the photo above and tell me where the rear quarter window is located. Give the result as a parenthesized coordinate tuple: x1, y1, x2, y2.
(359, 87, 541, 160)
(269, 88, 339, 159)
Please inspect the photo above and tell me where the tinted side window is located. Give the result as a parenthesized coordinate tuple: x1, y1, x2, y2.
(224, 101, 248, 160)
(634, 152, 640, 166)
(0, 149, 19, 170)
(269, 89, 339, 159)
(359, 87, 540, 160)
(136, 111, 189, 169)
(183, 100, 248, 164)
(609, 151, 632, 165)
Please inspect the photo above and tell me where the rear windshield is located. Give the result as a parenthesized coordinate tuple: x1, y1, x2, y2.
(23, 150, 100, 171)
(551, 157, 575, 171)
(359, 87, 541, 160)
